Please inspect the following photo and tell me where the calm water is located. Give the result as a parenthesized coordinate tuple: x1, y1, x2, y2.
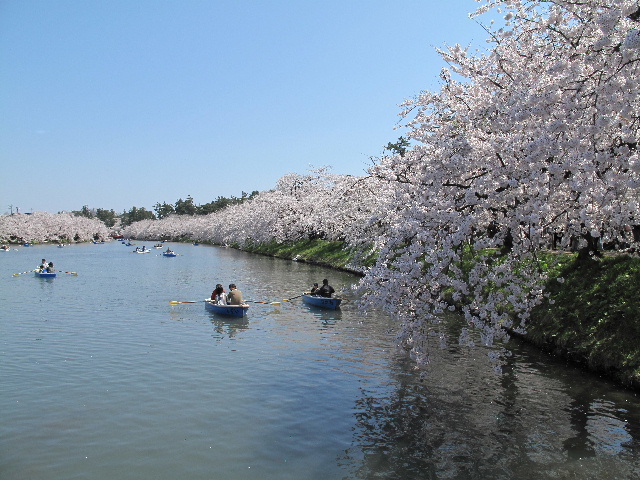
(1, 242, 639, 479)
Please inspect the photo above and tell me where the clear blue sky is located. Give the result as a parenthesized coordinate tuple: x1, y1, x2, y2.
(1, 0, 489, 214)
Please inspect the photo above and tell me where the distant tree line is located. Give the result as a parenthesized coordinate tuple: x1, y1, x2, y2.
(72, 191, 259, 228)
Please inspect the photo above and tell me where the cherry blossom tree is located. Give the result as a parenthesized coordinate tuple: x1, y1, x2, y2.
(0, 212, 109, 244)
(122, 167, 390, 271)
(357, 0, 640, 369)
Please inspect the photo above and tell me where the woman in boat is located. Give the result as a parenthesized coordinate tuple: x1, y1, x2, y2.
(38, 259, 47, 271)
(211, 284, 227, 305)
(310, 283, 320, 295)
(318, 279, 335, 298)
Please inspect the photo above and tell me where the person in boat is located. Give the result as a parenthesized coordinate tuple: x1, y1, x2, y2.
(317, 279, 335, 298)
(165, 247, 174, 254)
(227, 284, 243, 305)
(310, 282, 320, 295)
(38, 258, 47, 271)
(211, 284, 227, 305)
(46, 262, 55, 273)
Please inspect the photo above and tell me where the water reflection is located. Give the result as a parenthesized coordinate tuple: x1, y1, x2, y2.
(207, 313, 249, 340)
(341, 327, 640, 479)
(305, 306, 343, 329)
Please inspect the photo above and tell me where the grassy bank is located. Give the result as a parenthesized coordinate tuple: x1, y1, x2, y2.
(526, 254, 640, 390)
(239, 238, 376, 274)
(235, 238, 640, 391)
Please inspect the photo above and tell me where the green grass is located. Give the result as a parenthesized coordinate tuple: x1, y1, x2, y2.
(240, 238, 376, 273)
(528, 254, 640, 389)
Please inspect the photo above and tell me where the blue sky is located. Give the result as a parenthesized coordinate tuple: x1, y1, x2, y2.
(1, 0, 489, 214)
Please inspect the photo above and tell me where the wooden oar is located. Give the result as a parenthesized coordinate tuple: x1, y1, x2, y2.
(169, 299, 210, 305)
(12, 269, 36, 276)
(283, 293, 307, 302)
(246, 300, 281, 306)
(57, 271, 79, 276)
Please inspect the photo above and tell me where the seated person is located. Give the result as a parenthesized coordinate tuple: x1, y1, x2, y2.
(227, 284, 243, 305)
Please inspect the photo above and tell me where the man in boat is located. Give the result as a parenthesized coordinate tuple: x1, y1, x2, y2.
(310, 282, 320, 295)
(318, 279, 335, 298)
(227, 284, 243, 305)
(46, 262, 55, 273)
(38, 258, 47, 271)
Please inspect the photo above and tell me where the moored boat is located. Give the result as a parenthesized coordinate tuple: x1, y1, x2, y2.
(35, 270, 57, 278)
(204, 301, 249, 317)
(302, 295, 342, 310)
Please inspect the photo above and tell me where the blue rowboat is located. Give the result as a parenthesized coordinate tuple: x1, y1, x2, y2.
(162, 252, 177, 257)
(204, 301, 249, 317)
(35, 270, 57, 278)
(302, 295, 342, 310)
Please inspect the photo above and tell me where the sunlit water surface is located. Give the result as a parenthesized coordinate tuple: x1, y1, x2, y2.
(1, 242, 639, 479)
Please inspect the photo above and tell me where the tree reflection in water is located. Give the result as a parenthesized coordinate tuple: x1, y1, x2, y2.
(340, 331, 640, 479)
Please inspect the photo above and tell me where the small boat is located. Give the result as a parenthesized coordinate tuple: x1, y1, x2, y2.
(302, 295, 342, 310)
(35, 270, 57, 278)
(1, 245, 10, 251)
(92, 241, 105, 244)
(154, 244, 163, 249)
(204, 301, 249, 317)
(134, 249, 151, 254)
(162, 252, 177, 257)
(23, 243, 34, 247)
(193, 243, 200, 246)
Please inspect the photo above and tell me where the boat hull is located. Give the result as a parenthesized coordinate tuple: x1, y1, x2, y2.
(204, 301, 249, 317)
(35, 271, 57, 278)
(162, 253, 177, 257)
(302, 295, 342, 309)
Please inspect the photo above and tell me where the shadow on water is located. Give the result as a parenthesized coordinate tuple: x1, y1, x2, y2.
(304, 304, 343, 329)
(339, 313, 640, 480)
(206, 313, 250, 340)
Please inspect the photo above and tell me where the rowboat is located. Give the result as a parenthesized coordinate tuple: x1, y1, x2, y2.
(204, 301, 249, 317)
(162, 252, 177, 257)
(302, 295, 342, 309)
(35, 270, 57, 278)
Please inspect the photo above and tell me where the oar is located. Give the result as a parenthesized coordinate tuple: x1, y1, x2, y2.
(283, 293, 307, 302)
(169, 299, 210, 305)
(246, 300, 281, 306)
(12, 269, 36, 276)
(57, 271, 79, 276)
